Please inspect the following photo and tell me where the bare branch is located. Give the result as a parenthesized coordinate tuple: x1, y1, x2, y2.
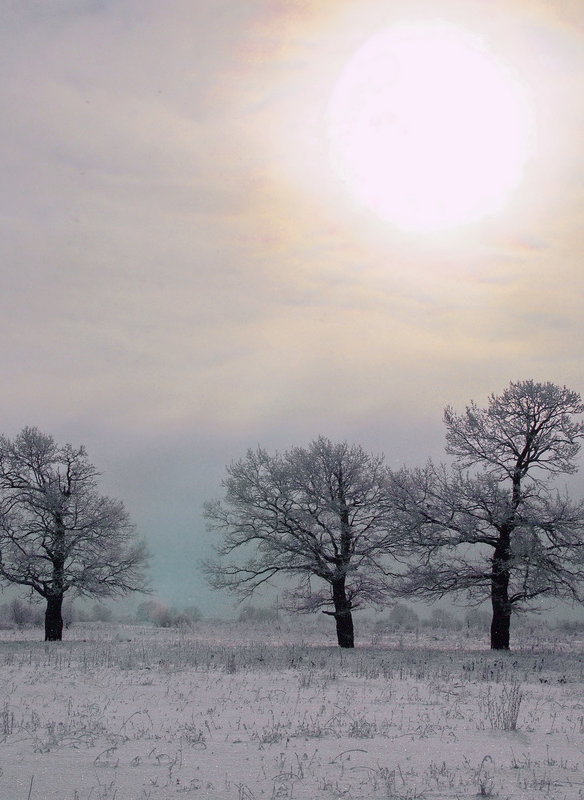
(0, 427, 150, 636)
(204, 437, 408, 644)
(396, 381, 584, 649)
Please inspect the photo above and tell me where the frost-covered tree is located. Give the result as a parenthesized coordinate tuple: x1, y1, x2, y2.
(204, 437, 405, 647)
(391, 380, 584, 649)
(0, 427, 149, 640)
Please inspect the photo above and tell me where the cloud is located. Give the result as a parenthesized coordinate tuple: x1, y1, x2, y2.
(1, 0, 583, 605)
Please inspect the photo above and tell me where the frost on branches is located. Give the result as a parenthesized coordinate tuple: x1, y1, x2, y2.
(204, 437, 407, 648)
(0, 427, 150, 640)
(392, 380, 584, 650)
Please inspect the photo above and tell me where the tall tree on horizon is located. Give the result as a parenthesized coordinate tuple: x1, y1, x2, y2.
(0, 427, 150, 640)
(204, 436, 406, 648)
(391, 380, 584, 649)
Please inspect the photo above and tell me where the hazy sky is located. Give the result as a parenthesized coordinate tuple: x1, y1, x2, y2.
(2, 0, 583, 614)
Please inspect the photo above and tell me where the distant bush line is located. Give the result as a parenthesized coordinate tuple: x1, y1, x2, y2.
(0, 597, 580, 636)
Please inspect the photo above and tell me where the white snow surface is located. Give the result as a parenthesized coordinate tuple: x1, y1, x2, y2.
(1, 618, 584, 799)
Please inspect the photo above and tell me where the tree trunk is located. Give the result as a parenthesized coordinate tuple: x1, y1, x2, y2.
(490, 538, 511, 650)
(46, 510, 66, 642)
(45, 594, 64, 641)
(331, 578, 354, 648)
(490, 595, 511, 650)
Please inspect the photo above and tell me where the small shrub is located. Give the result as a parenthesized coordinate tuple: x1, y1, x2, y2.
(480, 683, 524, 731)
(62, 600, 76, 628)
(348, 715, 377, 738)
(1, 703, 14, 737)
(425, 608, 463, 631)
(464, 608, 491, 630)
(136, 600, 202, 628)
(389, 603, 420, 630)
(555, 618, 584, 633)
(10, 599, 32, 626)
(91, 603, 114, 623)
(0, 599, 44, 628)
(476, 755, 496, 796)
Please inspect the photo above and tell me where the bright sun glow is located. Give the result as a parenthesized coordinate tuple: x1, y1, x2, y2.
(327, 23, 533, 232)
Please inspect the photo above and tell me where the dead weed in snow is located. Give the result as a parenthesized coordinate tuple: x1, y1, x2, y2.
(0, 620, 584, 798)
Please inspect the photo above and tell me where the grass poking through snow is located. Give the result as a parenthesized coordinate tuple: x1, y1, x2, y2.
(0, 618, 584, 798)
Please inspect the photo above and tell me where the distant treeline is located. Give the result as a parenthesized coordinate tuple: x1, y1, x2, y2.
(1, 597, 581, 634)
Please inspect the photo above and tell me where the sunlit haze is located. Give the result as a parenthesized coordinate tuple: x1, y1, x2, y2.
(1, 0, 583, 613)
(328, 22, 533, 231)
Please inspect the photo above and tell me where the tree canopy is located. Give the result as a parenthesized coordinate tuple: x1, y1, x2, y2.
(204, 436, 406, 647)
(0, 427, 150, 640)
(391, 380, 584, 649)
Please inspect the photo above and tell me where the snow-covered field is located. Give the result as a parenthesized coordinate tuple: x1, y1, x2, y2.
(2, 617, 584, 799)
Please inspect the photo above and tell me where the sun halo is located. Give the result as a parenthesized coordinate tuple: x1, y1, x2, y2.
(327, 22, 533, 233)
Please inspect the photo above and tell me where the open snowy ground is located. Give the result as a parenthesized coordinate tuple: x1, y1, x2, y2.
(2, 618, 584, 799)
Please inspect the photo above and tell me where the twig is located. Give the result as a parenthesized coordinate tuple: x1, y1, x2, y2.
(330, 748, 368, 763)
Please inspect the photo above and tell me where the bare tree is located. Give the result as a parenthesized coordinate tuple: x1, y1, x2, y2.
(204, 436, 404, 647)
(391, 380, 584, 649)
(0, 427, 150, 640)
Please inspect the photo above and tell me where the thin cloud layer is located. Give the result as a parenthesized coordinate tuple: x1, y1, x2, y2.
(1, 0, 582, 608)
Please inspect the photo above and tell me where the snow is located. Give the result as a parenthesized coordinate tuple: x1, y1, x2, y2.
(1, 618, 584, 799)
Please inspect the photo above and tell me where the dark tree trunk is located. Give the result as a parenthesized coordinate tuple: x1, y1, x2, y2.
(46, 511, 66, 642)
(334, 608, 354, 648)
(45, 594, 64, 641)
(331, 578, 354, 648)
(329, 478, 355, 648)
(490, 595, 511, 650)
(490, 537, 511, 650)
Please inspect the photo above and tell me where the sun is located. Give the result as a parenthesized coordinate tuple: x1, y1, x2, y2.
(327, 22, 533, 232)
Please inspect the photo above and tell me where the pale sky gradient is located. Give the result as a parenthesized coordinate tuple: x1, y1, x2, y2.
(2, 0, 583, 614)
